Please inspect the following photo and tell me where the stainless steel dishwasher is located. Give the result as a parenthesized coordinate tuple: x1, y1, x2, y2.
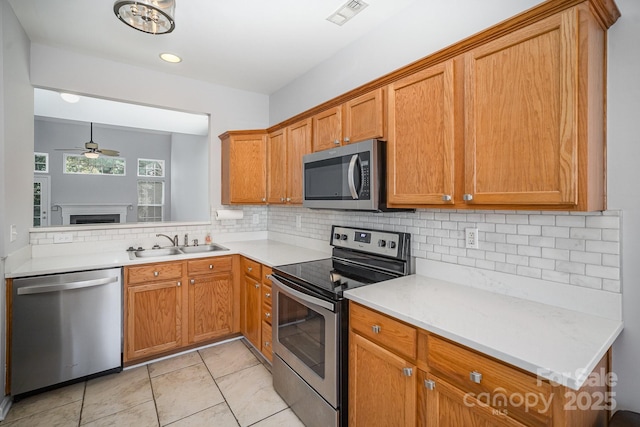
(11, 268, 122, 398)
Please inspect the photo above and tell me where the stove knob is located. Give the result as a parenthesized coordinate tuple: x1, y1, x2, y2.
(389, 241, 397, 249)
(334, 233, 341, 240)
(378, 239, 386, 247)
(341, 234, 348, 241)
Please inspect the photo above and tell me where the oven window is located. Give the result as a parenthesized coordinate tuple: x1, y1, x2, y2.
(277, 292, 326, 379)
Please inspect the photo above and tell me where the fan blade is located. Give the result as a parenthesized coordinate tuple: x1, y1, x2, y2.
(54, 147, 85, 151)
(98, 149, 120, 156)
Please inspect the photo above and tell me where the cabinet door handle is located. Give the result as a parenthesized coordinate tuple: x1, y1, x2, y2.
(403, 367, 413, 377)
(177, 281, 181, 287)
(209, 264, 214, 270)
(372, 325, 381, 334)
(262, 197, 266, 202)
(265, 312, 271, 318)
(280, 197, 285, 202)
(190, 279, 195, 285)
(470, 371, 483, 383)
(255, 283, 260, 289)
(286, 197, 291, 202)
(265, 292, 271, 298)
(344, 137, 350, 143)
(154, 271, 159, 277)
(248, 267, 253, 272)
(463, 194, 474, 201)
(424, 379, 436, 390)
(442, 194, 452, 202)
(264, 341, 270, 347)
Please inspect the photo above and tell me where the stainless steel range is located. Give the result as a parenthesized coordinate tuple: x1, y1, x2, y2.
(269, 225, 412, 427)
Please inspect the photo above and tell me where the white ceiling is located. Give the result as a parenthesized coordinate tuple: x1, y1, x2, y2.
(9, 0, 417, 95)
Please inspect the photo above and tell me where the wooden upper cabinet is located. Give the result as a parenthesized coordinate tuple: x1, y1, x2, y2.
(387, 61, 457, 207)
(312, 106, 342, 152)
(220, 131, 267, 204)
(343, 88, 385, 144)
(463, 6, 603, 209)
(267, 129, 287, 204)
(286, 118, 312, 204)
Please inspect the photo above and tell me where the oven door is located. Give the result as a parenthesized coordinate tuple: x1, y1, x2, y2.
(271, 275, 339, 408)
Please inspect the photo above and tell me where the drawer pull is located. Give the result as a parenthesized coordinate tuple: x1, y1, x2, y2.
(209, 264, 214, 269)
(177, 281, 181, 287)
(470, 371, 483, 384)
(264, 341, 270, 347)
(248, 267, 253, 272)
(154, 271, 159, 277)
(265, 292, 271, 298)
(255, 283, 260, 289)
(190, 279, 195, 285)
(372, 325, 381, 334)
(265, 312, 271, 318)
(402, 367, 413, 377)
(424, 379, 436, 390)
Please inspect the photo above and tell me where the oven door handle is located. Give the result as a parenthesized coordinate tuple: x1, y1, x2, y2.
(268, 275, 335, 312)
(347, 154, 360, 200)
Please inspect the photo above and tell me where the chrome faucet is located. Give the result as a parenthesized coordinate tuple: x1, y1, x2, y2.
(156, 233, 178, 247)
(184, 234, 189, 246)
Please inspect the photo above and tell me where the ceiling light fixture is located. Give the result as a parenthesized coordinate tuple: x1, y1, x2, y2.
(160, 52, 182, 63)
(60, 93, 80, 103)
(113, 0, 176, 35)
(327, 0, 369, 26)
(84, 151, 100, 159)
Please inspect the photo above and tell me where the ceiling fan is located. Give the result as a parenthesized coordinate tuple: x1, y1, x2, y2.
(56, 122, 120, 158)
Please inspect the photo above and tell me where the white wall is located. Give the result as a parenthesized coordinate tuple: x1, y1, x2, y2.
(170, 133, 209, 222)
(269, 0, 542, 124)
(607, 0, 640, 413)
(29, 43, 270, 212)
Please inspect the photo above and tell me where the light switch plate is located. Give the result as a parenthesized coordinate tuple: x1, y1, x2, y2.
(53, 233, 73, 244)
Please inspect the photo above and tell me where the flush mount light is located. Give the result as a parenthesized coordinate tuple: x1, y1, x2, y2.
(159, 52, 182, 63)
(327, 0, 369, 26)
(84, 151, 100, 159)
(60, 93, 80, 103)
(113, 0, 176, 35)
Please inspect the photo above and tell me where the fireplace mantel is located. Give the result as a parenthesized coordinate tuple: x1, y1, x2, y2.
(55, 203, 132, 225)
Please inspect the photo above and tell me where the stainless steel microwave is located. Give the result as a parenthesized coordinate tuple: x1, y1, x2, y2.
(303, 139, 391, 211)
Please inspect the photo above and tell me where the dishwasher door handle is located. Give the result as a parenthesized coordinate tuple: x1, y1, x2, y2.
(17, 276, 119, 295)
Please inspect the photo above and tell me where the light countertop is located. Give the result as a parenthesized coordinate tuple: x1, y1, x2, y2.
(6, 239, 330, 278)
(344, 274, 623, 390)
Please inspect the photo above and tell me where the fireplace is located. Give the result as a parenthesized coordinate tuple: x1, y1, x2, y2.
(57, 204, 131, 225)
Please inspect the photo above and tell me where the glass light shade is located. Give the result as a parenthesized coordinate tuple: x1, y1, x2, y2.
(113, 1, 176, 35)
(84, 152, 100, 159)
(159, 53, 181, 63)
(60, 93, 80, 103)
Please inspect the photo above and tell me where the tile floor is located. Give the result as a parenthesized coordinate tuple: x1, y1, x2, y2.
(0, 339, 305, 427)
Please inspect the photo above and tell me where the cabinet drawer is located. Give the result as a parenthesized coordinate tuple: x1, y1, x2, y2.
(187, 256, 232, 276)
(126, 262, 183, 285)
(262, 283, 272, 307)
(261, 321, 273, 362)
(427, 335, 552, 425)
(262, 266, 273, 285)
(241, 257, 262, 280)
(350, 303, 417, 360)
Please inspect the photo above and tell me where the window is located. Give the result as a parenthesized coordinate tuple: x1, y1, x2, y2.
(34, 152, 49, 173)
(137, 180, 164, 222)
(64, 154, 126, 175)
(138, 158, 165, 177)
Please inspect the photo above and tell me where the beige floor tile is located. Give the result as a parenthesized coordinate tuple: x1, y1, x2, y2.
(148, 351, 203, 378)
(251, 409, 305, 427)
(81, 400, 159, 427)
(165, 402, 238, 427)
(0, 400, 81, 427)
(2, 382, 85, 423)
(81, 367, 153, 425)
(199, 340, 259, 379)
(152, 363, 224, 426)
(216, 364, 287, 427)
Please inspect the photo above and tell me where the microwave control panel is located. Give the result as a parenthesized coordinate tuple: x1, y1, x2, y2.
(331, 226, 409, 259)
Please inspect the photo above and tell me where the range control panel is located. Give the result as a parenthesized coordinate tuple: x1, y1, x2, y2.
(330, 225, 409, 259)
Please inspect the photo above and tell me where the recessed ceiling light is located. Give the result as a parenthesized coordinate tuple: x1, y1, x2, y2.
(327, 0, 369, 26)
(60, 93, 80, 103)
(160, 53, 182, 63)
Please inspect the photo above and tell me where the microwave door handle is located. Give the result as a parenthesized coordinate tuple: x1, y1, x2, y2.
(347, 154, 360, 199)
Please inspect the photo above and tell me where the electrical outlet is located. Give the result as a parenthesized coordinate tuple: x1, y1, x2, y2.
(10, 225, 17, 242)
(53, 233, 73, 244)
(296, 215, 302, 229)
(465, 228, 479, 249)
(252, 213, 260, 225)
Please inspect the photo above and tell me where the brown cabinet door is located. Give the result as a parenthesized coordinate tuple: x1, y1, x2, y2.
(344, 88, 385, 144)
(267, 128, 287, 204)
(221, 132, 267, 204)
(243, 275, 261, 349)
(349, 332, 416, 427)
(312, 106, 342, 152)
(387, 61, 457, 206)
(419, 371, 527, 427)
(188, 273, 233, 344)
(286, 118, 312, 204)
(464, 10, 578, 206)
(126, 280, 182, 361)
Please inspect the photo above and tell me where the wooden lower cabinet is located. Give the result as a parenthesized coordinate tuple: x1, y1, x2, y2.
(241, 257, 262, 349)
(124, 256, 236, 363)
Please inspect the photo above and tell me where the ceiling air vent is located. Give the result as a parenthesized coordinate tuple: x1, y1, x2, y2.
(327, 0, 369, 26)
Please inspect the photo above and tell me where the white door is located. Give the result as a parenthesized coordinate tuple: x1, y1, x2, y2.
(34, 175, 51, 227)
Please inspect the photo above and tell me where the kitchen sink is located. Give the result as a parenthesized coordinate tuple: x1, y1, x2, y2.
(179, 243, 229, 253)
(132, 247, 183, 258)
